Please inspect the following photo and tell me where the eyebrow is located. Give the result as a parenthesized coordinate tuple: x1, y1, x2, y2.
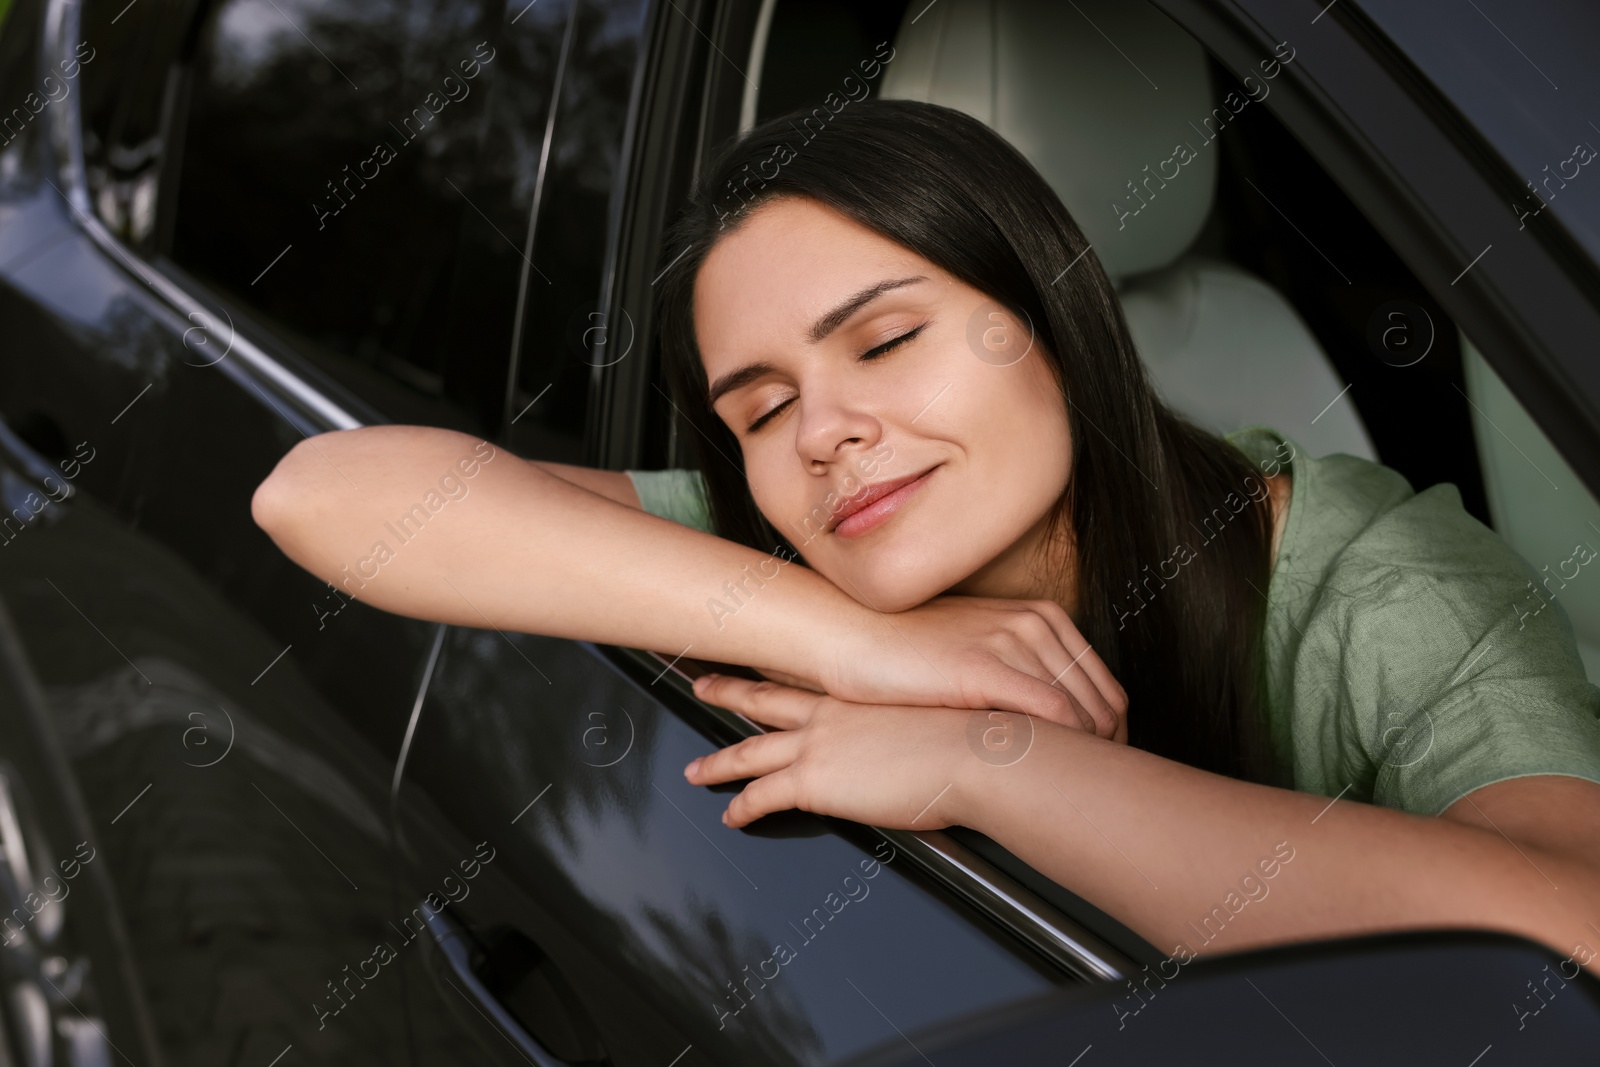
(705, 274, 928, 407)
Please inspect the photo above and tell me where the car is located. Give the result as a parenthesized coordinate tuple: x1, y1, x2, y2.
(0, 0, 1596, 1064)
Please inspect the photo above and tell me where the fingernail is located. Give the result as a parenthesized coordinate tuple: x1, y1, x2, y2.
(684, 758, 702, 778)
(720, 809, 730, 825)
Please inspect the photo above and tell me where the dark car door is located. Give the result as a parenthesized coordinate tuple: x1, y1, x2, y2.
(0, 0, 573, 1064)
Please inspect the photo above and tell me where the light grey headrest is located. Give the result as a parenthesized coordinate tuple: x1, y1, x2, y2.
(880, 0, 1217, 283)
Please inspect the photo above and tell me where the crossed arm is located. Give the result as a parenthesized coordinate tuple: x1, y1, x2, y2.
(254, 426, 1600, 978)
(682, 675, 1600, 979)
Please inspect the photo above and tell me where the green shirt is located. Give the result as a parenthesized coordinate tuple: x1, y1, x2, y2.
(627, 427, 1600, 816)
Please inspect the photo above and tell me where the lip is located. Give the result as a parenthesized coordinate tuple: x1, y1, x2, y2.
(830, 465, 940, 539)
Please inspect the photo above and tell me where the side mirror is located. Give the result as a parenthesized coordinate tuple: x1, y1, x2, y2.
(834, 930, 1600, 1066)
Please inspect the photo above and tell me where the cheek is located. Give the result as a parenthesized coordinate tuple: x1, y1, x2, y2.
(955, 355, 1070, 472)
(744, 452, 806, 541)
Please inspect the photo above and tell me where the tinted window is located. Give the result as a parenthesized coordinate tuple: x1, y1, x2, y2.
(1353, 0, 1600, 267)
(76, 0, 199, 252)
(168, 0, 567, 435)
(503, 0, 651, 464)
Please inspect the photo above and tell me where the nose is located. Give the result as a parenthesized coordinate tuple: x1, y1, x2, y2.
(792, 377, 884, 472)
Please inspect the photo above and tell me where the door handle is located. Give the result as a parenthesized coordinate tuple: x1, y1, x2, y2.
(421, 904, 609, 1066)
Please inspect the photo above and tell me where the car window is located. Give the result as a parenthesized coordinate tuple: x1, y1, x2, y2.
(74, 0, 200, 253)
(1463, 331, 1600, 684)
(748, 0, 906, 128)
(1351, 0, 1600, 270)
(637, 0, 1575, 959)
(160, 0, 565, 438)
(501, 0, 652, 465)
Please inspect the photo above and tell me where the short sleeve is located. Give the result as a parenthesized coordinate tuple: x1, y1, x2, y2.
(1297, 484, 1600, 816)
(624, 468, 713, 535)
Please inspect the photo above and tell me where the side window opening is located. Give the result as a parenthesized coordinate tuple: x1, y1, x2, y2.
(640, 0, 1555, 959)
(1463, 334, 1600, 683)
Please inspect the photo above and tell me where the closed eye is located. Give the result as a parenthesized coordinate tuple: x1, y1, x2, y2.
(746, 398, 792, 434)
(744, 321, 932, 434)
(860, 320, 931, 362)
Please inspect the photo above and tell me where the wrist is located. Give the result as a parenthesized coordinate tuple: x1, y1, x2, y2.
(945, 709, 1032, 832)
(949, 716, 1087, 833)
(797, 578, 880, 695)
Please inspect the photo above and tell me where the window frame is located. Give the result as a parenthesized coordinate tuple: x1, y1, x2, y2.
(1155, 0, 1600, 500)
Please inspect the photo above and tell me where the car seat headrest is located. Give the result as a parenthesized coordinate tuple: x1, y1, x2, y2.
(880, 0, 1218, 283)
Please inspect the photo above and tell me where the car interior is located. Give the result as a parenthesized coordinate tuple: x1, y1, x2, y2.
(685, 0, 1600, 683)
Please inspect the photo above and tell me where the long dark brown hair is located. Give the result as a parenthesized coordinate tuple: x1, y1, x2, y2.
(654, 98, 1283, 786)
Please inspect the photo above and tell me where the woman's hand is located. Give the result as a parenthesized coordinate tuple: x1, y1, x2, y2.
(816, 595, 1128, 743)
(684, 674, 978, 830)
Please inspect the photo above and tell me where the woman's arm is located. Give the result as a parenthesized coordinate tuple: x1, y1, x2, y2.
(683, 677, 1600, 976)
(952, 722, 1600, 975)
(252, 426, 1127, 732)
(249, 425, 864, 682)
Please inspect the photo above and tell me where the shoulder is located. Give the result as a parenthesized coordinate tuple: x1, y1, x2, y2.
(1269, 444, 1600, 815)
(625, 468, 713, 534)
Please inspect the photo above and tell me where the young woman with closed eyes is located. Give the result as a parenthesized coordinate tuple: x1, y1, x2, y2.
(253, 99, 1600, 973)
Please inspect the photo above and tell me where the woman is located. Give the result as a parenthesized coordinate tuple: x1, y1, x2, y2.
(253, 99, 1600, 975)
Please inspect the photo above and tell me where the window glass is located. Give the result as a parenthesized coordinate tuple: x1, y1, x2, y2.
(504, 0, 651, 464)
(76, 0, 199, 251)
(1353, 1, 1600, 267)
(167, 0, 565, 435)
(752, 0, 904, 125)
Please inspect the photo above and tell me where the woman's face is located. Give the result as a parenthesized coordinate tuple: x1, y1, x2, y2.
(695, 196, 1074, 612)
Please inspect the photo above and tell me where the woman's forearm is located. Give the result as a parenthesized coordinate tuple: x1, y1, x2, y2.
(251, 426, 868, 681)
(952, 723, 1600, 974)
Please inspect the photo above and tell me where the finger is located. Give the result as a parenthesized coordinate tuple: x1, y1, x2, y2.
(975, 666, 1095, 733)
(693, 674, 819, 730)
(753, 665, 825, 693)
(685, 730, 802, 787)
(1022, 601, 1129, 716)
(723, 768, 801, 828)
(1039, 648, 1120, 740)
(984, 612, 1110, 736)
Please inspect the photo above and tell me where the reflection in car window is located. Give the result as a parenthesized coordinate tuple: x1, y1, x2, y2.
(503, 0, 650, 464)
(76, 0, 199, 251)
(166, 0, 565, 436)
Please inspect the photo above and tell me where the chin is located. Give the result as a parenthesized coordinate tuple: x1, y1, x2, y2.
(823, 545, 975, 613)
